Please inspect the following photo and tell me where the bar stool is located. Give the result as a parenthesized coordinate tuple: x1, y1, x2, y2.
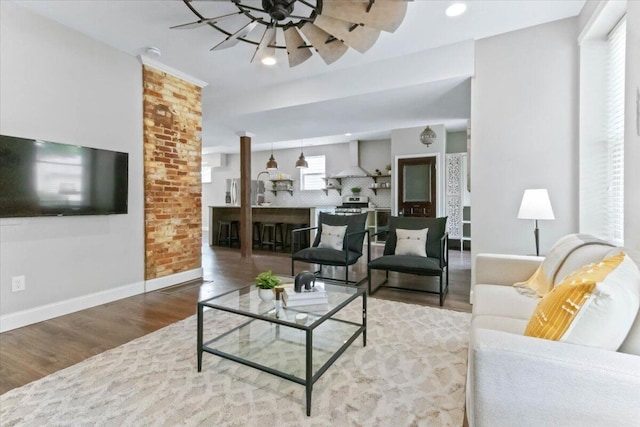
(252, 222, 262, 249)
(261, 223, 284, 251)
(217, 220, 240, 247)
(285, 223, 309, 253)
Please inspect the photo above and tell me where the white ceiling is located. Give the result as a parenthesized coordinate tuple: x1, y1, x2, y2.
(15, 0, 585, 153)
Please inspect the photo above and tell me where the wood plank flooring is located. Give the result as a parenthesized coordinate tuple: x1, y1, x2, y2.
(0, 241, 471, 395)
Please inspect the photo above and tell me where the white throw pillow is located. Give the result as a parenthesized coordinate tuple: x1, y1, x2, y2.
(318, 224, 347, 250)
(394, 228, 429, 257)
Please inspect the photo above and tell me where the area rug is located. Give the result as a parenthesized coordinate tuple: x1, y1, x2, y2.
(0, 298, 471, 427)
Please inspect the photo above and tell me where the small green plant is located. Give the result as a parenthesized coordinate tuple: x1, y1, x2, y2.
(385, 163, 391, 172)
(255, 270, 281, 289)
(351, 187, 362, 195)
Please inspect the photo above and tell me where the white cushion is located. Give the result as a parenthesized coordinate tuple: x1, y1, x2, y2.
(473, 284, 541, 321)
(472, 315, 529, 335)
(317, 223, 347, 250)
(394, 227, 428, 257)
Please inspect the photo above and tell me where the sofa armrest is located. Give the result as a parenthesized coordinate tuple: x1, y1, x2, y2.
(474, 254, 543, 287)
(468, 328, 640, 427)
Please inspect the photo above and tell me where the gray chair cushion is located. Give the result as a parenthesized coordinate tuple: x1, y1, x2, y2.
(312, 212, 368, 255)
(369, 255, 443, 275)
(383, 216, 447, 258)
(292, 247, 362, 266)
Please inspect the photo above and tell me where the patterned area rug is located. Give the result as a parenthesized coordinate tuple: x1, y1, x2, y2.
(0, 298, 471, 427)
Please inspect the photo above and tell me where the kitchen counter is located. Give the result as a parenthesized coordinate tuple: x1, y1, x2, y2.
(208, 206, 323, 246)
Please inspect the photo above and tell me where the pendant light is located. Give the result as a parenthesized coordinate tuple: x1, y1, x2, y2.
(420, 125, 437, 147)
(266, 143, 278, 170)
(295, 139, 308, 169)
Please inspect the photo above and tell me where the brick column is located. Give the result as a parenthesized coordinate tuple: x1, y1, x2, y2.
(142, 66, 202, 280)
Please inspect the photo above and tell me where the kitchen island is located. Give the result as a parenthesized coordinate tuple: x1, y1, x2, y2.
(208, 206, 328, 247)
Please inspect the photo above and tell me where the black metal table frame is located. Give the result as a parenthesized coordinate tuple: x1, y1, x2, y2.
(197, 285, 367, 416)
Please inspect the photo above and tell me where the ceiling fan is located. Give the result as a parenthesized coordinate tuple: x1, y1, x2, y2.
(171, 0, 412, 67)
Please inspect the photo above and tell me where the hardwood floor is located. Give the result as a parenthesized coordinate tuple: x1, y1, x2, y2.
(0, 240, 471, 395)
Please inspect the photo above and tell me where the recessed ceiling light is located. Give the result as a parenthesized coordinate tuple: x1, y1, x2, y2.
(445, 3, 467, 17)
(345, 133, 352, 136)
(261, 56, 277, 66)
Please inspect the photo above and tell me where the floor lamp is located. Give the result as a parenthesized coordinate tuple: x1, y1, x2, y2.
(517, 189, 555, 256)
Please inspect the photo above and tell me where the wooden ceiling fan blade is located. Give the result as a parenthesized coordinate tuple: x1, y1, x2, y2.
(313, 15, 380, 53)
(322, 0, 409, 33)
(251, 26, 276, 63)
(299, 23, 349, 65)
(283, 26, 313, 67)
(170, 11, 241, 30)
(211, 20, 259, 51)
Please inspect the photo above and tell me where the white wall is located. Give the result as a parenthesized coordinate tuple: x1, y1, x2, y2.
(470, 18, 579, 269)
(0, 3, 144, 329)
(625, 2, 640, 251)
(390, 124, 447, 216)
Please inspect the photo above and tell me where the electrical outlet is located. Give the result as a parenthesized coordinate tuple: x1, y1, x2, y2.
(11, 275, 26, 292)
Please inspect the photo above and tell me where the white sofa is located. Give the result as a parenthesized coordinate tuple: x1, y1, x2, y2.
(466, 242, 640, 427)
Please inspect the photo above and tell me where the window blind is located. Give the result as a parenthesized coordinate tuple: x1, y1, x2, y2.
(300, 155, 326, 191)
(606, 17, 625, 245)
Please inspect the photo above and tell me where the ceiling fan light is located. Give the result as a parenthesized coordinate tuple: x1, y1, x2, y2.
(445, 3, 467, 17)
(261, 56, 277, 66)
(295, 152, 308, 169)
(266, 153, 278, 170)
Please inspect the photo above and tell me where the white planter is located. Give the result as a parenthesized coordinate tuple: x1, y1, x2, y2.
(258, 288, 274, 301)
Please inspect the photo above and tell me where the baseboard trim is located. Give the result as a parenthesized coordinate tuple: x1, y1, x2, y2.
(0, 281, 145, 333)
(144, 268, 203, 292)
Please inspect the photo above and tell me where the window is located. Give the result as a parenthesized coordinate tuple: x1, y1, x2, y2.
(606, 17, 626, 245)
(300, 155, 326, 190)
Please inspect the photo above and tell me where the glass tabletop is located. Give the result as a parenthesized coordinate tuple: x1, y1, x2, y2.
(199, 279, 363, 328)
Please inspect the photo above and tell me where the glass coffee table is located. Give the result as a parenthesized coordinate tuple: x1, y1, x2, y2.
(197, 280, 366, 416)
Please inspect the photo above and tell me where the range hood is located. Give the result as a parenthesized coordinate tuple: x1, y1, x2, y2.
(333, 166, 370, 178)
(333, 141, 370, 178)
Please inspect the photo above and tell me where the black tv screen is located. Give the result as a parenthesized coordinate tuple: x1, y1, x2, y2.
(0, 135, 128, 218)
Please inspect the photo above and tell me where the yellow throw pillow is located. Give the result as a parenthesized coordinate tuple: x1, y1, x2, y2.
(524, 252, 640, 350)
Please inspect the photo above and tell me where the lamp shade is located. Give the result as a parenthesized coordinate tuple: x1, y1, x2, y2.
(295, 152, 308, 169)
(517, 189, 555, 220)
(266, 154, 278, 170)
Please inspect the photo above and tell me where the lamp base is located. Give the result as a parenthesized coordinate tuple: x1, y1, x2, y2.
(534, 219, 540, 257)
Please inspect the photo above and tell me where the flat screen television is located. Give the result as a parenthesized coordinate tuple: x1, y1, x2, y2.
(0, 135, 128, 218)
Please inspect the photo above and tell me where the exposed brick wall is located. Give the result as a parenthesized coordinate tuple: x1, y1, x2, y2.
(142, 66, 202, 280)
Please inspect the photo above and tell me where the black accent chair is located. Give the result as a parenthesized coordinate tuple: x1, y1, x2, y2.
(368, 216, 449, 305)
(291, 212, 370, 285)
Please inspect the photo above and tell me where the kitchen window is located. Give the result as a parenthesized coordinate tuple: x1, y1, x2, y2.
(300, 155, 326, 191)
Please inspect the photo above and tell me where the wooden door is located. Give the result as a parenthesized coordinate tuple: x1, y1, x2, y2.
(398, 156, 437, 217)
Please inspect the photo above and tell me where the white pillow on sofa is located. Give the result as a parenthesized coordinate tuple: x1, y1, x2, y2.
(394, 228, 429, 257)
(318, 224, 347, 250)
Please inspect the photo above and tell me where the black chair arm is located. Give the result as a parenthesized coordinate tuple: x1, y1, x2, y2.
(343, 228, 370, 263)
(440, 232, 449, 268)
(291, 226, 318, 256)
(371, 227, 389, 238)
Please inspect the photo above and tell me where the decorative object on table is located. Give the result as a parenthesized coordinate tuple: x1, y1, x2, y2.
(266, 143, 278, 170)
(295, 139, 308, 169)
(294, 271, 316, 292)
(351, 187, 362, 195)
(273, 287, 286, 318)
(282, 283, 328, 307)
(170, 0, 411, 68)
(295, 313, 308, 324)
(420, 125, 437, 147)
(517, 189, 555, 256)
(255, 270, 281, 301)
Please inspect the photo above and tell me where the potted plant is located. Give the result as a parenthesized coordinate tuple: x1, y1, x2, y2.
(255, 270, 281, 301)
(351, 187, 362, 196)
(385, 164, 391, 173)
